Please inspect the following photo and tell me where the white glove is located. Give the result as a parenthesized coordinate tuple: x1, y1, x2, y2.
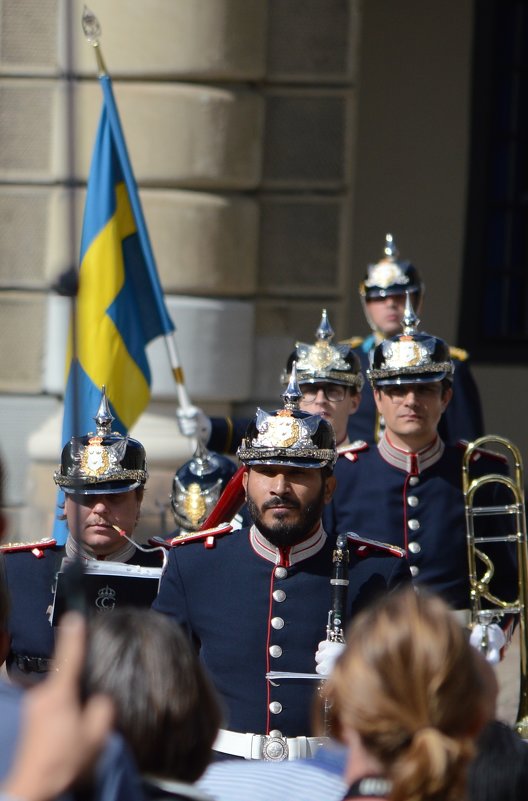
(469, 623, 506, 664)
(175, 405, 212, 443)
(315, 639, 346, 676)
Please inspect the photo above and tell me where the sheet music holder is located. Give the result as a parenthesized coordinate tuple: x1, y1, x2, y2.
(51, 557, 162, 625)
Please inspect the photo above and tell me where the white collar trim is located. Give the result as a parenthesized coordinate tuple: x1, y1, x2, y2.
(378, 432, 445, 474)
(65, 534, 137, 563)
(249, 523, 327, 566)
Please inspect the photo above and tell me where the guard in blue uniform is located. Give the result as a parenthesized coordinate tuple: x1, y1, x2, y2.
(2, 388, 163, 685)
(341, 234, 484, 444)
(177, 310, 369, 537)
(326, 297, 516, 644)
(154, 371, 411, 759)
(178, 309, 365, 458)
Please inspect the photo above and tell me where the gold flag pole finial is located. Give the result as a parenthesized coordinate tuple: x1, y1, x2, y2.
(82, 5, 108, 76)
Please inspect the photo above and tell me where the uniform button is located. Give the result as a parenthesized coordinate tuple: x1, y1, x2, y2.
(408, 541, 421, 554)
(269, 729, 283, 737)
(410, 565, 420, 577)
(408, 519, 420, 531)
(271, 617, 285, 630)
(269, 702, 283, 714)
(274, 567, 287, 579)
(407, 495, 419, 507)
(409, 476, 420, 486)
(273, 589, 286, 602)
(269, 645, 283, 658)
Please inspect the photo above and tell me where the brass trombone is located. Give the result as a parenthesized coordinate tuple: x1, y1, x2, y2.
(462, 435, 528, 738)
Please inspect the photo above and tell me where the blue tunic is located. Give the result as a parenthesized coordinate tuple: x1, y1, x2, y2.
(153, 525, 410, 737)
(323, 437, 517, 610)
(2, 543, 163, 683)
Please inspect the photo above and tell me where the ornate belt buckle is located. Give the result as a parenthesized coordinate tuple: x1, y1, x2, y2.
(262, 735, 289, 761)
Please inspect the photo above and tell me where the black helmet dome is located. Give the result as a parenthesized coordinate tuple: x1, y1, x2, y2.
(54, 387, 148, 495)
(359, 234, 423, 301)
(170, 444, 237, 531)
(367, 294, 454, 386)
(238, 364, 337, 469)
(281, 309, 364, 390)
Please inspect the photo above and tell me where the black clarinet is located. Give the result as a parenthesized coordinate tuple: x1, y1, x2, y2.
(326, 533, 349, 643)
(321, 533, 349, 733)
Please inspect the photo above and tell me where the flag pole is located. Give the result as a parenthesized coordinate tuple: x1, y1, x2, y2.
(81, 6, 193, 413)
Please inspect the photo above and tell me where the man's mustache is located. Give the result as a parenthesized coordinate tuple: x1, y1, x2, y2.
(262, 497, 300, 511)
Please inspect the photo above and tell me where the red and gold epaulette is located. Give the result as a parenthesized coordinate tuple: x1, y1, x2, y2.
(456, 440, 508, 464)
(346, 532, 406, 559)
(148, 523, 233, 551)
(449, 345, 469, 362)
(339, 336, 364, 349)
(337, 440, 369, 462)
(0, 537, 57, 559)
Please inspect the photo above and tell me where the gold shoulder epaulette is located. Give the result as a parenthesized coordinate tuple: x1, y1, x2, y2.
(346, 532, 406, 558)
(0, 538, 57, 558)
(449, 345, 469, 361)
(339, 336, 364, 348)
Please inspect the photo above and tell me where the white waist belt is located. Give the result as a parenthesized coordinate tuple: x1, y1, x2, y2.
(214, 728, 328, 761)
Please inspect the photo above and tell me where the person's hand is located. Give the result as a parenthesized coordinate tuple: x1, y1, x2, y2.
(2, 613, 114, 801)
(175, 405, 212, 442)
(469, 623, 506, 664)
(315, 639, 346, 676)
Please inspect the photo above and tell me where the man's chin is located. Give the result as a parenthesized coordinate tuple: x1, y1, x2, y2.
(82, 531, 122, 555)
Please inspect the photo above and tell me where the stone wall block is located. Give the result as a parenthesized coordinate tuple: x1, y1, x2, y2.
(258, 195, 345, 296)
(141, 190, 259, 295)
(262, 89, 351, 188)
(69, 0, 267, 79)
(267, 0, 358, 83)
(0, 79, 67, 181)
(0, 0, 59, 76)
(0, 186, 56, 287)
(74, 81, 264, 189)
(0, 292, 46, 391)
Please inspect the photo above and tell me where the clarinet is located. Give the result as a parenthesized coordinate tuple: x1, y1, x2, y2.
(321, 533, 349, 733)
(326, 533, 349, 643)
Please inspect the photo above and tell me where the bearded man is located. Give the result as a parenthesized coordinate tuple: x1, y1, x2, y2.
(153, 372, 410, 761)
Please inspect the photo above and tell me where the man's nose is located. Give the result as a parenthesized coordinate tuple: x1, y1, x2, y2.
(90, 495, 110, 512)
(401, 388, 419, 403)
(270, 473, 291, 494)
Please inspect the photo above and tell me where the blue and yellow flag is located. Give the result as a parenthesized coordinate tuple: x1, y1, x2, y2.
(55, 75, 174, 542)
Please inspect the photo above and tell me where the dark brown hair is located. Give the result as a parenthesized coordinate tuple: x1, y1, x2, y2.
(85, 608, 221, 782)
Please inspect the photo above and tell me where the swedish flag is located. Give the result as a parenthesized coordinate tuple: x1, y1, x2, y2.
(55, 76, 174, 542)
